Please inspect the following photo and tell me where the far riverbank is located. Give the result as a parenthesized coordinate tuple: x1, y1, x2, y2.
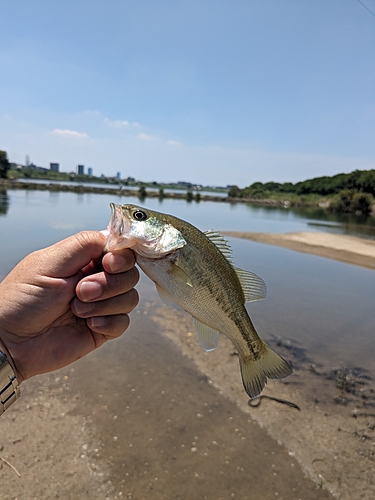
(0, 178, 300, 207)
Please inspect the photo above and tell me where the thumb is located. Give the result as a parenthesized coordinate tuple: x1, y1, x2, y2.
(36, 231, 107, 278)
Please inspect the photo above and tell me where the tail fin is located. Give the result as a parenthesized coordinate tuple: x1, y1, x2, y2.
(239, 342, 292, 399)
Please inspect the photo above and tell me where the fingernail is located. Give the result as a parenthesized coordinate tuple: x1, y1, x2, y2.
(109, 254, 126, 273)
(74, 300, 95, 315)
(80, 281, 102, 301)
(89, 316, 107, 328)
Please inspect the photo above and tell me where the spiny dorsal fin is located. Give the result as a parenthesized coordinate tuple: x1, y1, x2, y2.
(204, 230, 233, 262)
(193, 318, 220, 352)
(235, 268, 267, 302)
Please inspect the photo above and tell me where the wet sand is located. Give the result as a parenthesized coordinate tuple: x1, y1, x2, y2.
(0, 305, 332, 500)
(1, 232, 375, 499)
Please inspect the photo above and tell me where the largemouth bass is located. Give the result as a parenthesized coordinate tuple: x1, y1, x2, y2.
(105, 203, 292, 398)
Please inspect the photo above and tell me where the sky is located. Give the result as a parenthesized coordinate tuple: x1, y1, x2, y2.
(1, 0, 375, 187)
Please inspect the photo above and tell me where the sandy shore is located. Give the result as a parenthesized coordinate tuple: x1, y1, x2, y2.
(221, 231, 375, 270)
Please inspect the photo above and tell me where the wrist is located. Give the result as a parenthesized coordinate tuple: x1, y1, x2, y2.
(0, 338, 17, 375)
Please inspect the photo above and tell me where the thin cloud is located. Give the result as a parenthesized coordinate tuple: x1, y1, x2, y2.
(137, 133, 158, 141)
(51, 129, 89, 139)
(167, 140, 183, 146)
(104, 118, 130, 127)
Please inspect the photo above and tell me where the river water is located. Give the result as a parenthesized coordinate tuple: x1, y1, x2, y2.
(1, 188, 374, 381)
(1, 187, 374, 499)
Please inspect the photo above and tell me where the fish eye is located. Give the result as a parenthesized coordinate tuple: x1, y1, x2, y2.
(132, 209, 148, 221)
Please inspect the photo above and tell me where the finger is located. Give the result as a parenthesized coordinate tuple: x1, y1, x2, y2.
(102, 249, 136, 274)
(76, 267, 139, 302)
(87, 314, 131, 341)
(33, 231, 107, 278)
(80, 257, 103, 277)
(72, 288, 139, 317)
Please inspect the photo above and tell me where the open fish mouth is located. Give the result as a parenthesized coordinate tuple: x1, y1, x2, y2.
(103, 203, 131, 252)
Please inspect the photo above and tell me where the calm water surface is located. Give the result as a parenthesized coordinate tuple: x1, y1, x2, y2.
(1, 188, 374, 379)
(1, 188, 374, 498)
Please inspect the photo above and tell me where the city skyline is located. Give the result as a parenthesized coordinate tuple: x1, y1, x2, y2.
(1, 1, 375, 187)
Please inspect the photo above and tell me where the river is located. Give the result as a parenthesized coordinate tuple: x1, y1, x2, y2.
(1, 187, 374, 499)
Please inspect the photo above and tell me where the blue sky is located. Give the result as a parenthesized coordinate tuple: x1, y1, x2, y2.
(1, 0, 375, 187)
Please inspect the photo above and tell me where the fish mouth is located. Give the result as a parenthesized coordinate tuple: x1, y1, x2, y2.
(103, 203, 131, 252)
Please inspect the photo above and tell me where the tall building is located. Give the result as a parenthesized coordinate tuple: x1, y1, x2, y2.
(116, 172, 121, 180)
(77, 164, 84, 175)
(88, 167, 93, 177)
(50, 163, 59, 172)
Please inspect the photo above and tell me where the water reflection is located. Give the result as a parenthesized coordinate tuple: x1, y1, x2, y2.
(0, 190, 9, 216)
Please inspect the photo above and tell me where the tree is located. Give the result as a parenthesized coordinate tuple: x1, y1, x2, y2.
(0, 150, 11, 179)
(228, 185, 242, 198)
(351, 192, 372, 215)
(329, 190, 373, 215)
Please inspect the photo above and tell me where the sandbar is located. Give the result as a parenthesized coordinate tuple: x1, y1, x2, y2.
(222, 230, 375, 270)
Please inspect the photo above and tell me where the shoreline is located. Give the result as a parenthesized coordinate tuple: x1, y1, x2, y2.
(0, 178, 227, 200)
(0, 178, 298, 207)
(222, 230, 375, 270)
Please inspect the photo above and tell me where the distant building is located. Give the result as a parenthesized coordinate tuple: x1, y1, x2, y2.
(50, 163, 59, 172)
(88, 167, 93, 177)
(29, 163, 48, 172)
(25, 155, 30, 167)
(116, 172, 121, 180)
(77, 165, 84, 175)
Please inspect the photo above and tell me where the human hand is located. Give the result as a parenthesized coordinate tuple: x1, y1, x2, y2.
(0, 231, 139, 383)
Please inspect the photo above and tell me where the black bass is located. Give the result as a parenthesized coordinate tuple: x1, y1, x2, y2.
(105, 203, 292, 398)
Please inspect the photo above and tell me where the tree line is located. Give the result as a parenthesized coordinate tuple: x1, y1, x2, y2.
(229, 169, 375, 197)
(228, 169, 375, 215)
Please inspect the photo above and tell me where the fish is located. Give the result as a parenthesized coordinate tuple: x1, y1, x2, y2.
(105, 203, 292, 399)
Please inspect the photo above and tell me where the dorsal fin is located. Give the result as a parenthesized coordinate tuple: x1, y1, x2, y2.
(204, 230, 233, 262)
(235, 268, 267, 302)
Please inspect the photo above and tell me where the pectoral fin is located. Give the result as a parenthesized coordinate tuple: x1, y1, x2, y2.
(193, 318, 219, 352)
(155, 284, 183, 311)
(170, 263, 193, 287)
